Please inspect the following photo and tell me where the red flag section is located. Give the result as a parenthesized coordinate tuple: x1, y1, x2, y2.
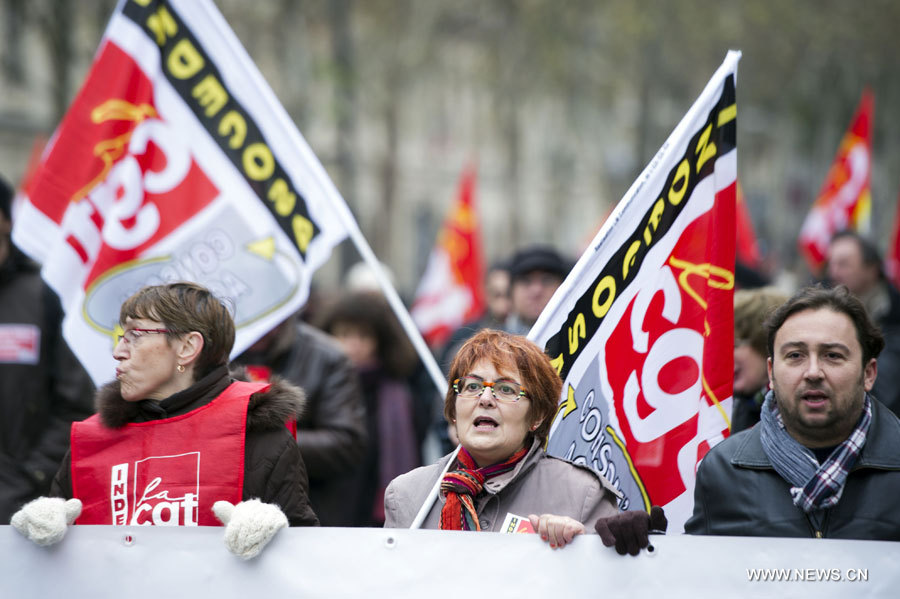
(798, 89, 874, 274)
(604, 181, 735, 508)
(24, 42, 219, 289)
(410, 166, 486, 348)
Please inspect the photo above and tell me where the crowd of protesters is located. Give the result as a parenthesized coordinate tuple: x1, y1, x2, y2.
(4, 169, 900, 559)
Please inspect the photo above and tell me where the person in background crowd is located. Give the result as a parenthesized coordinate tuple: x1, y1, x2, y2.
(826, 230, 900, 415)
(12, 282, 317, 559)
(686, 285, 900, 539)
(341, 258, 439, 466)
(731, 287, 788, 433)
(502, 245, 571, 335)
(232, 311, 367, 526)
(439, 259, 512, 372)
(0, 176, 95, 524)
(317, 290, 422, 526)
(385, 330, 667, 555)
(484, 262, 512, 325)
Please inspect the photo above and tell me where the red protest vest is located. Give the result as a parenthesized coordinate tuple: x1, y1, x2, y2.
(70, 381, 268, 526)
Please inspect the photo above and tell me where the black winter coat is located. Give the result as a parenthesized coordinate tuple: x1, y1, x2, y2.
(685, 398, 900, 539)
(233, 321, 367, 526)
(52, 366, 319, 526)
(0, 247, 94, 523)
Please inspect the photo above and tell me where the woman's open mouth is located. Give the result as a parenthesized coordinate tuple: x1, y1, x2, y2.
(473, 416, 498, 429)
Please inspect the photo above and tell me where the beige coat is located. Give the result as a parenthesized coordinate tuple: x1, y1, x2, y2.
(384, 439, 620, 531)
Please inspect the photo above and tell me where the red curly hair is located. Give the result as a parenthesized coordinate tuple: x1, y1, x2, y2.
(444, 329, 561, 444)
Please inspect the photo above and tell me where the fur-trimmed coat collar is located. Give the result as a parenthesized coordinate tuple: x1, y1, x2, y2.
(96, 367, 306, 430)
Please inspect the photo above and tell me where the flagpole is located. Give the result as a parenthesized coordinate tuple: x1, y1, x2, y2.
(408, 444, 460, 529)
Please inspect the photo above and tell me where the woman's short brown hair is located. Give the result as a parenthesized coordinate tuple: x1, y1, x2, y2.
(444, 329, 561, 444)
(119, 282, 235, 378)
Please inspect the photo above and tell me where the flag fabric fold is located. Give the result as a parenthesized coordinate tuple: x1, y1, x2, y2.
(411, 166, 486, 348)
(799, 89, 874, 274)
(528, 51, 741, 533)
(12, 0, 351, 383)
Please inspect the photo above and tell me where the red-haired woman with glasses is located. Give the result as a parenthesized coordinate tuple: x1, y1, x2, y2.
(11, 283, 318, 559)
(384, 329, 666, 554)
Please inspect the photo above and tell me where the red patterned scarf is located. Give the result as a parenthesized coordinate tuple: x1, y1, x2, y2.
(439, 445, 529, 531)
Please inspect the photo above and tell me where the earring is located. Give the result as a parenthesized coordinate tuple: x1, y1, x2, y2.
(177, 364, 185, 373)
(530, 423, 539, 431)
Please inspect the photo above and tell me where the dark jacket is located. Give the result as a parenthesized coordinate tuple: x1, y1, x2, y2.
(0, 246, 95, 523)
(869, 280, 900, 417)
(233, 321, 367, 526)
(51, 366, 319, 526)
(730, 388, 765, 434)
(685, 398, 900, 539)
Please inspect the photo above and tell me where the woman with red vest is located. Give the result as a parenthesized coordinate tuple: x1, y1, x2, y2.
(11, 282, 318, 559)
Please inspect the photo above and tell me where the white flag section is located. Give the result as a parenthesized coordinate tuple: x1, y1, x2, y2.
(1, 527, 894, 598)
(529, 51, 741, 532)
(11, 0, 351, 384)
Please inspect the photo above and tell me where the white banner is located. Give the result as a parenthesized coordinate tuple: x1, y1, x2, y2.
(529, 51, 741, 532)
(1, 526, 896, 598)
(12, 0, 352, 384)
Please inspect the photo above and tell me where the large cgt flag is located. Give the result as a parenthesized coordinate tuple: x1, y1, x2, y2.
(410, 166, 486, 348)
(11, 0, 351, 384)
(528, 51, 740, 533)
(798, 89, 874, 273)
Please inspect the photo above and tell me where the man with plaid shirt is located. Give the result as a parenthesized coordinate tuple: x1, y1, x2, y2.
(686, 285, 900, 539)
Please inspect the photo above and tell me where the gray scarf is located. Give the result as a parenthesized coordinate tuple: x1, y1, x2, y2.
(759, 390, 871, 514)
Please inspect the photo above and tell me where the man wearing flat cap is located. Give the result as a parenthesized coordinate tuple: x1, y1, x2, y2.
(502, 245, 572, 335)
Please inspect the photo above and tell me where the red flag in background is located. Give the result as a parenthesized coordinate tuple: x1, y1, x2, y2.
(799, 89, 874, 274)
(735, 182, 761, 270)
(410, 166, 486, 348)
(886, 188, 900, 284)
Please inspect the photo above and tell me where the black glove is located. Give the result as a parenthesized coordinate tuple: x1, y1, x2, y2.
(594, 506, 668, 556)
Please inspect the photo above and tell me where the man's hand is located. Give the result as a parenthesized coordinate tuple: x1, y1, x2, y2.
(213, 499, 288, 560)
(11, 497, 82, 546)
(594, 506, 667, 556)
(528, 513, 585, 549)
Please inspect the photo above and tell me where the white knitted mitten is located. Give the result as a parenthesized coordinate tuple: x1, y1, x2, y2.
(11, 497, 82, 546)
(212, 499, 288, 560)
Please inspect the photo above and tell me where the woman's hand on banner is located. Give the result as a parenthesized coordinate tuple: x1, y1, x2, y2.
(11, 497, 82, 546)
(528, 513, 585, 549)
(213, 499, 288, 560)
